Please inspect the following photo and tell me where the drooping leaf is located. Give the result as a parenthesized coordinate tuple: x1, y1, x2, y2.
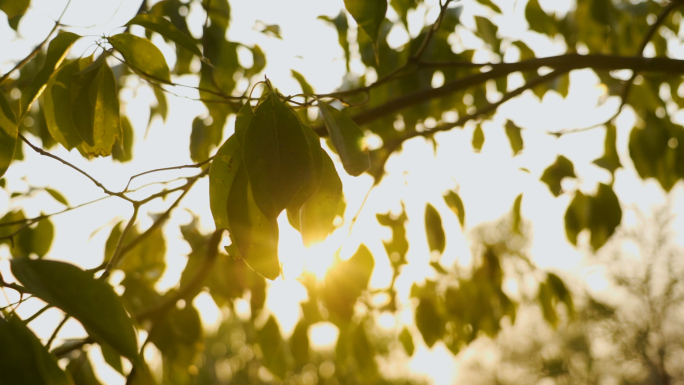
(546, 273, 574, 317)
(505, 120, 524, 155)
(318, 11, 350, 71)
(298, 151, 342, 246)
(80, 60, 122, 157)
(525, 0, 557, 36)
(415, 298, 444, 347)
(472, 124, 484, 152)
(45, 188, 69, 206)
(343, 0, 387, 43)
(587, 183, 621, 251)
(399, 327, 415, 356)
(242, 92, 313, 218)
(104, 221, 166, 283)
(376, 206, 409, 267)
(0, 89, 17, 177)
(443, 190, 465, 229)
(127, 14, 202, 57)
(112, 115, 134, 162)
(291, 70, 314, 95)
(290, 321, 310, 367)
(286, 125, 324, 221)
(628, 115, 680, 191)
(512, 194, 523, 234)
(209, 134, 242, 232)
(244, 45, 266, 78)
(323, 245, 375, 320)
(14, 216, 54, 258)
(474, 16, 500, 53)
(21, 32, 81, 118)
(564, 191, 587, 246)
(257, 316, 288, 379)
(538, 281, 558, 327)
(43, 59, 83, 149)
(0, 0, 29, 20)
(100, 342, 124, 375)
(70, 55, 104, 147)
(352, 323, 378, 381)
(593, 123, 621, 174)
(541, 155, 575, 197)
(108, 33, 171, 83)
(66, 352, 103, 385)
(318, 100, 370, 176)
(475, 0, 502, 13)
(149, 86, 168, 124)
(424, 203, 445, 255)
(234, 102, 253, 141)
(10, 259, 140, 364)
(0, 313, 74, 385)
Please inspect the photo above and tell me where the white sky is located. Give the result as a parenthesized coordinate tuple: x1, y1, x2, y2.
(2, 0, 684, 384)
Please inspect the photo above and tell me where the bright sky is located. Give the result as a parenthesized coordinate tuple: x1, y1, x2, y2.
(2, 0, 684, 384)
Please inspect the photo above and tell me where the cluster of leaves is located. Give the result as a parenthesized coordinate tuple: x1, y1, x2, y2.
(2, 0, 684, 382)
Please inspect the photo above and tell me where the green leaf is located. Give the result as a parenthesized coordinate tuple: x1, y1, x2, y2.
(243, 92, 313, 218)
(593, 123, 621, 174)
(108, 33, 171, 83)
(112, 115, 134, 162)
(0, 0, 29, 19)
(564, 191, 587, 245)
(0, 314, 74, 385)
(14, 216, 54, 258)
(291, 70, 314, 95)
(100, 342, 124, 375)
(474, 16, 500, 53)
(443, 190, 465, 229)
(290, 321, 310, 367)
(587, 183, 621, 251)
(318, 12, 350, 71)
(80, 60, 122, 157)
(390, 0, 419, 27)
(376, 207, 409, 267)
(0, 89, 17, 178)
(66, 352, 102, 385)
(104, 221, 166, 282)
(209, 134, 242, 232)
(525, 0, 557, 36)
(505, 120, 524, 155)
(399, 327, 415, 356)
(540, 155, 575, 197)
(546, 273, 574, 317)
(352, 324, 378, 381)
(244, 45, 266, 78)
(70, 55, 104, 147)
(472, 124, 484, 152)
(298, 151, 343, 246)
(149, 86, 168, 123)
(512, 193, 523, 234)
(343, 0, 387, 43)
(21, 32, 81, 118)
(323, 244, 375, 320)
(475, 0, 502, 13)
(226, 165, 281, 280)
(44, 59, 83, 149)
(45, 188, 69, 206)
(415, 298, 444, 347)
(286, 125, 324, 223)
(424, 203, 445, 255)
(10, 259, 140, 364)
(538, 281, 558, 327)
(127, 14, 202, 57)
(257, 316, 288, 379)
(318, 100, 370, 176)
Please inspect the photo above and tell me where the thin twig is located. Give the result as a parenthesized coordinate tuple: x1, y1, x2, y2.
(123, 156, 213, 192)
(24, 304, 51, 324)
(45, 314, 70, 350)
(0, 195, 110, 228)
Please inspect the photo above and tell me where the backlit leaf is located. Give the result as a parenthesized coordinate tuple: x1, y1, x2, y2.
(127, 14, 202, 57)
(318, 100, 370, 176)
(257, 316, 288, 379)
(443, 190, 465, 229)
(0, 314, 74, 385)
(108, 33, 171, 83)
(323, 245, 375, 320)
(80, 60, 122, 157)
(376, 206, 409, 267)
(291, 70, 314, 95)
(290, 321, 310, 367)
(71, 55, 104, 146)
(512, 194, 523, 234)
(472, 124, 484, 152)
(112, 115, 134, 162)
(0, 0, 29, 20)
(243, 92, 313, 218)
(399, 327, 415, 356)
(286, 125, 324, 220)
(475, 0, 502, 13)
(21, 32, 81, 118)
(546, 273, 574, 317)
(474, 16, 500, 52)
(299, 151, 343, 246)
(564, 191, 587, 245)
(66, 352, 102, 385)
(209, 134, 242, 232)
(45, 188, 69, 206)
(593, 123, 621, 174)
(424, 203, 445, 255)
(14, 216, 54, 258)
(343, 0, 387, 43)
(415, 298, 444, 347)
(43, 59, 84, 149)
(0, 89, 17, 177)
(587, 183, 621, 251)
(318, 12, 350, 71)
(538, 281, 557, 327)
(10, 259, 140, 364)
(505, 120, 523, 155)
(541, 155, 575, 197)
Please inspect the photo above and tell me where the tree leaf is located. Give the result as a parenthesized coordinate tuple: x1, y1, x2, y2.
(0, 0, 29, 20)
(474, 16, 500, 52)
(318, 11, 350, 71)
(318, 100, 370, 176)
(425, 203, 445, 255)
(286, 125, 324, 222)
(112, 115, 134, 162)
(226, 165, 281, 280)
(399, 327, 415, 356)
(10, 259, 140, 364)
(546, 273, 574, 317)
(376, 206, 409, 267)
(512, 193, 523, 234)
(323, 245, 375, 320)
(505, 120, 523, 155)
(472, 124, 484, 152)
(66, 352, 102, 385)
(291, 70, 314, 95)
(0, 313, 74, 385)
(45, 188, 69, 206)
(443, 190, 465, 229)
(475, 0, 502, 14)
(587, 183, 621, 251)
(593, 123, 621, 174)
(257, 316, 288, 379)
(14, 216, 54, 258)
(298, 150, 343, 246)
(541, 155, 575, 197)
(415, 298, 444, 347)
(0, 89, 17, 178)
(209, 134, 242, 232)
(290, 321, 310, 367)
(80, 60, 122, 157)
(538, 281, 558, 327)
(127, 14, 202, 57)
(564, 191, 587, 245)
(70, 55, 104, 147)
(343, 0, 387, 43)
(242, 92, 313, 218)
(108, 33, 171, 83)
(21, 31, 81, 118)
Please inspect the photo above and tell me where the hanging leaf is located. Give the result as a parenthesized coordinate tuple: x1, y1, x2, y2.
(298, 151, 343, 246)
(112, 115, 134, 162)
(13, 216, 54, 258)
(443, 190, 465, 229)
(290, 321, 310, 367)
(318, 11, 351, 71)
(424, 203, 445, 255)
(512, 194, 523, 234)
(318, 100, 370, 176)
(70, 55, 104, 147)
(564, 191, 587, 246)
(475, 0, 502, 13)
(80, 60, 122, 157)
(209, 134, 242, 232)
(546, 273, 574, 317)
(0, 0, 29, 21)
(538, 281, 558, 327)
(127, 14, 202, 57)
(399, 327, 415, 356)
(415, 298, 445, 347)
(541, 155, 575, 197)
(108, 33, 171, 83)
(21, 32, 81, 117)
(286, 125, 324, 222)
(257, 316, 289, 379)
(0, 314, 74, 385)
(376, 206, 409, 267)
(472, 124, 484, 152)
(323, 245, 375, 320)
(242, 92, 313, 218)
(587, 183, 621, 251)
(45, 188, 69, 206)
(474, 16, 500, 53)
(343, 0, 387, 43)
(44, 59, 83, 149)
(149, 86, 168, 124)
(0, 89, 17, 178)
(593, 123, 621, 174)
(66, 352, 102, 385)
(291, 70, 314, 95)
(10, 259, 140, 364)
(505, 120, 524, 155)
